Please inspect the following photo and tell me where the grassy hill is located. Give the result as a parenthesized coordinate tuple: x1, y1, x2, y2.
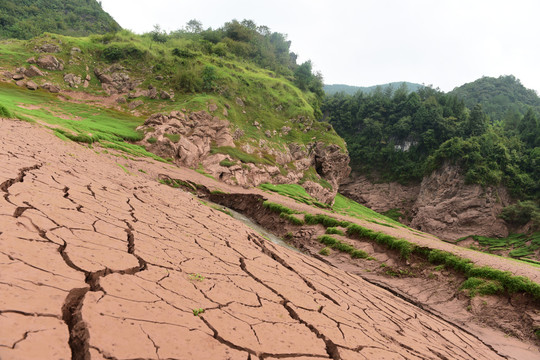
(0, 21, 346, 190)
(0, 0, 120, 39)
(324, 82, 424, 96)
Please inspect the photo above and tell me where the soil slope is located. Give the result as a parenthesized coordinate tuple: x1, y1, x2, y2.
(0, 118, 515, 359)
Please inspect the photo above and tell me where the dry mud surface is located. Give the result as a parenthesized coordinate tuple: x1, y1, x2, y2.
(0, 118, 537, 359)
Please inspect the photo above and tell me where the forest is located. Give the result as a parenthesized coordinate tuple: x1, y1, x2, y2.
(322, 83, 539, 205)
(0, 0, 119, 39)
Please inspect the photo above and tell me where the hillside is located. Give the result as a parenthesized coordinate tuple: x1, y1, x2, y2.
(324, 81, 424, 96)
(0, 0, 120, 40)
(0, 21, 349, 203)
(450, 75, 540, 122)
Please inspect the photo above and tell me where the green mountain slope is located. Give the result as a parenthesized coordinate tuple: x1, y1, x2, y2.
(450, 75, 540, 122)
(0, 0, 120, 39)
(324, 82, 424, 96)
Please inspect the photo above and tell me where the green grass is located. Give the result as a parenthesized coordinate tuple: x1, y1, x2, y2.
(263, 201, 297, 215)
(319, 247, 331, 256)
(219, 159, 237, 167)
(280, 213, 305, 226)
(333, 194, 405, 228)
(211, 146, 275, 166)
(318, 235, 372, 259)
(456, 232, 540, 260)
(325, 227, 345, 236)
(259, 183, 330, 208)
(164, 133, 181, 143)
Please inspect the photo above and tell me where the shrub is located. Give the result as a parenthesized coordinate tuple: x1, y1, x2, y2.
(500, 201, 540, 228)
(172, 47, 197, 58)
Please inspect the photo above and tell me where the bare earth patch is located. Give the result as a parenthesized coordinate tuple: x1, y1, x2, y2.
(0, 118, 537, 359)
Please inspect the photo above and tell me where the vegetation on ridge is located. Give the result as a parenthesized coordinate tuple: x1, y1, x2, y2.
(0, 0, 120, 39)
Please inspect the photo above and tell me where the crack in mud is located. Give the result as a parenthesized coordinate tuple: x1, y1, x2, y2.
(1, 164, 42, 202)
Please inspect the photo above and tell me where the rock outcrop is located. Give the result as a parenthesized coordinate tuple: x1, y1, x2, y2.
(410, 164, 511, 239)
(94, 65, 137, 94)
(138, 111, 351, 203)
(341, 164, 512, 240)
(36, 55, 64, 71)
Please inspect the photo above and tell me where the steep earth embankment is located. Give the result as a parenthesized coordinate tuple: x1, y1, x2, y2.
(137, 110, 350, 204)
(341, 165, 512, 240)
(0, 118, 515, 360)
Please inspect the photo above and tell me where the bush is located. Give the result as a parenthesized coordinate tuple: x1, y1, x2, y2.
(172, 48, 197, 58)
(103, 43, 146, 62)
(500, 201, 540, 227)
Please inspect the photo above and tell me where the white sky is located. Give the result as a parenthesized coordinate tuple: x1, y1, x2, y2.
(99, 0, 540, 93)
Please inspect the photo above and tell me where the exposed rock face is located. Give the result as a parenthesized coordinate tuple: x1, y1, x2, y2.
(410, 164, 511, 240)
(63, 73, 82, 88)
(94, 65, 137, 94)
(0, 118, 511, 360)
(37, 55, 64, 71)
(341, 165, 512, 240)
(41, 82, 61, 93)
(138, 111, 351, 203)
(340, 174, 420, 216)
(25, 81, 38, 90)
(23, 65, 44, 77)
(35, 43, 61, 53)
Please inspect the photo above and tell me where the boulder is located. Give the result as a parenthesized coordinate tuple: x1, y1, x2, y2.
(41, 83, 61, 93)
(35, 43, 60, 53)
(235, 97, 245, 107)
(37, 55, 64, 71)
(208, 103, 218, 112)
(26, 81, 38, 90)
(24, 66, 44, 77)
(12, 74, 24, 81)
(128, 100, 144, 110)
(26, 57, 36, 64)
(160, 90, 171, 100)
(63, 73, 82, 88)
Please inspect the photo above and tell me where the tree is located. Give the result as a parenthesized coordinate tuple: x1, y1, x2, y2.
(150, 24, 167, 44)
(186, 19, 202, 33)
(466, 104, 488, 136)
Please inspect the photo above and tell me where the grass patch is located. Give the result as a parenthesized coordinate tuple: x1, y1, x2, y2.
(164, 133, 181, 143)
(457, 232, 540, 260)
(381, 208, 404, 222)
(319, 247, 332, 256)
(219, 159, 237, 167)
(259, 183, 330, 208)
(346, 224, 414, 259)
(263, 201, 297, 215)
(325, 227, 345, 236)
(333, 194, 405, 228)
(280, 213, 305, 226)
(318, 235, 372, 259)
(211, 146, 275, 165)
(460, 277, 504, 297)
(304, 213, 350, 228)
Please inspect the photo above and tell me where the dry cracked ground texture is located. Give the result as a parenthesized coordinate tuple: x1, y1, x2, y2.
(0, 118, 523, 359)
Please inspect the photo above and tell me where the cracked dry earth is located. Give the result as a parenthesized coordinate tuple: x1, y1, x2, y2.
(0, 118, 513, 360)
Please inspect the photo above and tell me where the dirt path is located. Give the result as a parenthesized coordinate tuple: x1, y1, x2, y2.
(0, 118, 522, 359)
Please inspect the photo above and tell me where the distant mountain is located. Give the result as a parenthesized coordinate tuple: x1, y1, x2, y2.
(450, 75, 540, 121)
(324, 82, 424, 96)
(0, 0, 120, 39)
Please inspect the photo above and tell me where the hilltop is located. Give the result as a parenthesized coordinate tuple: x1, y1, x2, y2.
(0, 0, 120, 39)
(450, 75, 540, 122)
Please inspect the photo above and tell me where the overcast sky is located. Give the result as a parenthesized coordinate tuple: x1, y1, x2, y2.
(99, 0, 540, 93)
